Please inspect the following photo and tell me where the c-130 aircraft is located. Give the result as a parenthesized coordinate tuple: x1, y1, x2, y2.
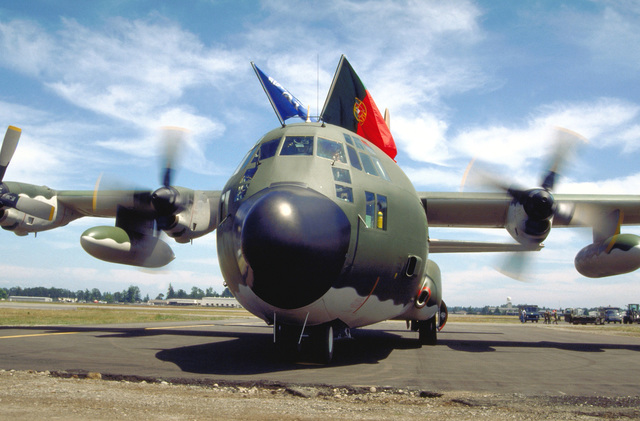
(2, 56, 640, 362)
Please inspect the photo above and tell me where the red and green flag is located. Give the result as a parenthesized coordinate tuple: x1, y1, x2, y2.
(321, 56, 397, 159)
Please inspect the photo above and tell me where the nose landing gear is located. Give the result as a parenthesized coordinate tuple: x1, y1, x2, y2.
(273, 319, 348, 364)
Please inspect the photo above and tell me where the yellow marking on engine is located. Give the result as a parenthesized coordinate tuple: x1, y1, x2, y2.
(48, 206, 55, 221)
(0, 331, 78, 339)
(92, 173, 102, 212)
(605, 211, 624, 254)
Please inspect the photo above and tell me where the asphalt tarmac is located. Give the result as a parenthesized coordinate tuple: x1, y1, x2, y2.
(1, 317, 639, 396)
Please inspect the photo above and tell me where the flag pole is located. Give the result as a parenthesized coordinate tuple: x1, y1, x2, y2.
(251, 61, 285, 127)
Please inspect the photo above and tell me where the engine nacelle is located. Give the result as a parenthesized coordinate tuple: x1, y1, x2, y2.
(162, 190, 217, 244)
(422, 259, 442, 308)
(398, 259, 442, 321)
(0, 208, 29, 236)
(80, 226, 175, 268)
(505, 201, 551, 247)
(575, 234, 640, 278)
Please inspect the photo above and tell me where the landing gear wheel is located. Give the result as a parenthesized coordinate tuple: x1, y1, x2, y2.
(274, 322, 299, 357)
(315, 323, 334, 364)
(418, 317, 437, 346)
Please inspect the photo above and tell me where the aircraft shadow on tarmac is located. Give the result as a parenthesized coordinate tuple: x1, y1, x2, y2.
(437, 337, 640, 354)
(3, 326, 640, 374)
(154, 328, 420, 374)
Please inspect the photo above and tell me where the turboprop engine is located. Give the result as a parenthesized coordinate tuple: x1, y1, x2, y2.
(400, 259, 448, 331)
(575, 234, 640, 278)
(80, 226, 175, 268)
(0, 208, 31, 236)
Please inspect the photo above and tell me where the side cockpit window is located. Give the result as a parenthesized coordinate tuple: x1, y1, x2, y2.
(260, 137, 281, 160)
(280, 136, 313, 156)
(371, 156, 390, 181)
(346, 145, 362, 170)
(364, 191, 387, 230)
(233, 144, 259, 176)
(359, 153, 379, 176)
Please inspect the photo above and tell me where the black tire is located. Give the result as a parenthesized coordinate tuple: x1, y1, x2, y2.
(316, 324, 334, 364)
(418, 317, 437, 346)
(274, 322, 299, 357)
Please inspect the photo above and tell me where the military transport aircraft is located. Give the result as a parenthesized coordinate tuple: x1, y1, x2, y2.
(2, 56, 640, 362)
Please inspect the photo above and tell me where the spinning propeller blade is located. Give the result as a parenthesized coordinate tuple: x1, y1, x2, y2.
(0, 126, 21, 182)
(463, 127, 587, 280)
(0, 126, 55, 220)
(92, 126, 189, 230)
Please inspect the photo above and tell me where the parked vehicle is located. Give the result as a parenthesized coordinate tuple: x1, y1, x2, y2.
(568, 308, 605, 325)
(603, 307, 622, 324)
(623, 304, 640, 324)
(519, 305, 540, 323)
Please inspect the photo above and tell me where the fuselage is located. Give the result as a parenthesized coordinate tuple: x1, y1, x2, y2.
(217, 122, 429, 328)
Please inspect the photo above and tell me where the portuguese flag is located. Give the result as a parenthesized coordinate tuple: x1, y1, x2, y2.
(321, 55, 397, 160)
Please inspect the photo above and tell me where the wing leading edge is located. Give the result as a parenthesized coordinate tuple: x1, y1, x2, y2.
(420, 192, 640, 228)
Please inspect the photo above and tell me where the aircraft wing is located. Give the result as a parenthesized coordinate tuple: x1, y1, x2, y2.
(419, 192, 640, 228)
(428, 238, 542, 253)
(57, 189, 150, 218)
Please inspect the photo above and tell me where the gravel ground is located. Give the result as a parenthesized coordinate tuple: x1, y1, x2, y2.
(1, 369, 639, 420)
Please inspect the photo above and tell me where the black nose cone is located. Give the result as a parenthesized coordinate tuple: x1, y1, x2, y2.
(240, 186, 351, 309)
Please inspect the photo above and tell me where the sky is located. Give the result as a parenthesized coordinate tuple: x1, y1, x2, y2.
(0, 0, 640, 308)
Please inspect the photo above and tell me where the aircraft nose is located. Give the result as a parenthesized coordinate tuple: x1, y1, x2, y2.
(240, 186, 351, 309)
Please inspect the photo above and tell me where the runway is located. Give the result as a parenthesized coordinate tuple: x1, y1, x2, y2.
(1, 319, 638, 396)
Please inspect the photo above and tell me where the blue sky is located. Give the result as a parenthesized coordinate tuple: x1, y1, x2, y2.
(0, 0, 639, 308)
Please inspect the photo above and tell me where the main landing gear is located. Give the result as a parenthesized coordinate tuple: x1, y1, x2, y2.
(273, 320, 346, 364)
(411, 317, 437, 345)
(411, 301, 448, 346)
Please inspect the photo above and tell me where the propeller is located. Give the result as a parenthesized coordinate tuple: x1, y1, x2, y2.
(0, 126, 55, 221)
(462, 127, 587, 280)
(150, 127, 188, 230)
(92, 126, 188, 231)
(508, 127, 585, 226)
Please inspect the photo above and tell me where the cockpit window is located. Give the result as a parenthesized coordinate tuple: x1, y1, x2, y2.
(359, 152, 379, 176)
(377, 194, 388, 230)
(335, 185, 353, 202)
(353, 137, 365, 150)
(359, 139, 377, 155)
(332, 167, 351, 183)
(260, 137, 281, 160)
(343, 133, 355, 146)
(317, 137, 347, 163)
(280, 136, 313, 156)
(233, 144, 259, 175)
(346, 145, 362, 171)
(370, 156, 391, 181)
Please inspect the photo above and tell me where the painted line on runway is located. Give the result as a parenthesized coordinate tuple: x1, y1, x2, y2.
(0, 331, 79, 339)
(144, 324, 219, 330)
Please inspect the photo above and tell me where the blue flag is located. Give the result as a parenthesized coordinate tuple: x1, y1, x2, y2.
(252, 63, 309, 124)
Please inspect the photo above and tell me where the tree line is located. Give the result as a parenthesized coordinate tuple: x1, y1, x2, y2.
(0, 284, 232, 304)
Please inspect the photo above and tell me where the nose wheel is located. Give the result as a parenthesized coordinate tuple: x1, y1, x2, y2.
(273, 321, 339, 364)
(314, 323, 334, 364)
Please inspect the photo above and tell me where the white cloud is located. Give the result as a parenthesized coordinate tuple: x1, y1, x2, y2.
(394, 113, 451, 165)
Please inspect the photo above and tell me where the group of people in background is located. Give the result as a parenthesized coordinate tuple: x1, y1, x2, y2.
(543, 310, 558, 324)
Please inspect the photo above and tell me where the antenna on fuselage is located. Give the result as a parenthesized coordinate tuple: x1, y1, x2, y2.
(317, 53, 320, 123)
